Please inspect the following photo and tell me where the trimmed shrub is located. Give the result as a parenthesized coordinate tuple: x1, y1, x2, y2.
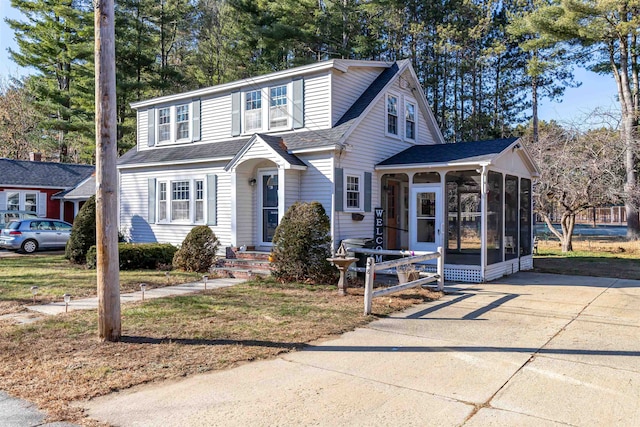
(65, 195, 96, 264)
(172, 226, 219, 272)
(271, 201, 337, 284)
(86, 243, 178, 270)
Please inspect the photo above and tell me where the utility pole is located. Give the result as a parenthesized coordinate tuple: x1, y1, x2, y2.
(95, 0, 121, 341)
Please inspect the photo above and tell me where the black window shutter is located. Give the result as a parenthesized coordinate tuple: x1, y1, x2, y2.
(335, 168, 344, 211)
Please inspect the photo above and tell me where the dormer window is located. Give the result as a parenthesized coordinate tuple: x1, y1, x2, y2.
(245, 90, 262, 132)
(176, 104, 190, 140)
(386, 94, 398, 136)
(270, 85, 288, 128)
(158, 107, 171, 143)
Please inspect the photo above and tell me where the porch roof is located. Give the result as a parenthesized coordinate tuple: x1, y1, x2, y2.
(377, 138, 519, 167)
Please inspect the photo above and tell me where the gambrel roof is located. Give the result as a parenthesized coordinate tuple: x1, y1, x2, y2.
(0, 158, 95, 189)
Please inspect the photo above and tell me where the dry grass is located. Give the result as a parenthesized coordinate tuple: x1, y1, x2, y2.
(0, 254, 201, 315)
(534, 236, 640, 279)
(0, 279, 441, 425)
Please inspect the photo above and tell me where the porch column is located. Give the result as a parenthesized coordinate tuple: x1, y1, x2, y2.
(277, 166, 285, 223)
(480, 165, 488, 282)
(230, 170, 238, 247)
(74, 201, 80, 217)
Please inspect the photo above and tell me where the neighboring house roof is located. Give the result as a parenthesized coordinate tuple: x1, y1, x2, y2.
(377, 138, 520, 166)
(0, 158, 95, 188)
(52, 175, 96, 200)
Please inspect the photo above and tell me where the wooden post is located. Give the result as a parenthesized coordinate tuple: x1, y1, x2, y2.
(363, 257, 375, 315)
(436, 246, 444, 291)
(95, 0, 121, 341)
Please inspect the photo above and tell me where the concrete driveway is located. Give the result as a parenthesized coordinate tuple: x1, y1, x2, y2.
(82, 272, 640, 426)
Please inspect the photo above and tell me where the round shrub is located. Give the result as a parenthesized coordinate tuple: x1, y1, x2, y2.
(65, 195, 96, 264)
(172, 226, 219, 272)
(271, 201, 337, 283)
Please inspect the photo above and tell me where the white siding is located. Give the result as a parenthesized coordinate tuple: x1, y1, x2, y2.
(303, 73, 331, 130)
(234, 169, 255, 247)
(285, 170, 300, 211)
(201, 92, 232, 141)
(119, 163, 232, 251)
(299, 153, 333, 216)
(331, 67, 385, 125)
(137, 109, 148, 151)
(492, 150, 534, 177)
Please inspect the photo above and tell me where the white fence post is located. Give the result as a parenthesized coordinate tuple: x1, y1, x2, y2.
(364, 256, 375, 315)
(437, 246, 444, 291)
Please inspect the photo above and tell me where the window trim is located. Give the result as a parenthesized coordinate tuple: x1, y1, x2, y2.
(404, 98, 417, 141)
(5, 190, 39, 213)
(269, 84, 289, 130)
(386, 92, 400, 138)
(156, 103, 193, 146)
(242, 82, 293, 134)
(243, 89, 263, 133)
(175, 103, 191, 142)
(155, 178, 210, 225)
(344, 171, 364, 212)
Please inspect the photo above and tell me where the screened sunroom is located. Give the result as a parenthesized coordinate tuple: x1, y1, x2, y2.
(375, 138, 540, 283)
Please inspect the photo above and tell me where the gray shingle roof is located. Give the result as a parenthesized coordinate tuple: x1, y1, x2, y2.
(118, 138, 251, 166)
(52, 175, 96, 199)
(0, 158, 95, 188)
(255, 134, 307, 167)
(377, 138, 519, 166)
(335, 62, 401, 126)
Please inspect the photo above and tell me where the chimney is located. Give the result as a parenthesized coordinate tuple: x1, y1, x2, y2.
(29, 152, 42, 162)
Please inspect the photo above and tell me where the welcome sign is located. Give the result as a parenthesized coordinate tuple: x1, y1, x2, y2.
(374, 208, 385, 262)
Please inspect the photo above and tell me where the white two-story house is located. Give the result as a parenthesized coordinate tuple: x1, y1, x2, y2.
(119, 59, 539, 282)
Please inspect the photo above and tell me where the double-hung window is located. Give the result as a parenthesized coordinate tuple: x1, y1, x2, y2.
(346, 175, 361, 210)
(176, 104, 190, 140)
(387, 94, 398, 136)
(405, 101, 416, 140)
(158, 107, 171, 143)
(171, 181, 190, 221)
(5, 191, 38, 213)
(158, 182, 168, 221)
(195, 180, 204, 223)
(270, 85, 287, 128)
(245, 90, 262, 132)
(7, 192, 19, 210)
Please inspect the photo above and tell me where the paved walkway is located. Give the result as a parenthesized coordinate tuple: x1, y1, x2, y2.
(82, 272, 640, 426)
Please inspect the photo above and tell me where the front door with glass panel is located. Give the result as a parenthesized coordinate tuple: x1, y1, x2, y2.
(410, 184, 442, 252)
(259, 170, 279, 245)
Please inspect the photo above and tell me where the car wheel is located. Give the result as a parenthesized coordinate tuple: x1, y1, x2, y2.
(21, 239, 38, 254)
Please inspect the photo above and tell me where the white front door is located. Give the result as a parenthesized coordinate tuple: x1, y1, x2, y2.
(410, 184, 443, 252)
(258, 170, 279, 245)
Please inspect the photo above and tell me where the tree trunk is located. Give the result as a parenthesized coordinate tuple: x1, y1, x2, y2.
(95, 0, 121, 342)
(560, 212, 575, 252)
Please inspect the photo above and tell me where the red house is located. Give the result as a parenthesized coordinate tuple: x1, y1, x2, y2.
(0, 156, 95, 224)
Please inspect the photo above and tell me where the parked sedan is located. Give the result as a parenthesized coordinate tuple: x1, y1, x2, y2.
(0, 219, 73, 253)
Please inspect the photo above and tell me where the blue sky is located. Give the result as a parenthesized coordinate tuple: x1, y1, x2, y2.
(0, 4, 620, 127)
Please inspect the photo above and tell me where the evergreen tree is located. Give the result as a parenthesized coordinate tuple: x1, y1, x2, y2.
(7, 0, 94, 162)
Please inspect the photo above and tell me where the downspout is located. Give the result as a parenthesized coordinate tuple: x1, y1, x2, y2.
(480, 164, 488, 282)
